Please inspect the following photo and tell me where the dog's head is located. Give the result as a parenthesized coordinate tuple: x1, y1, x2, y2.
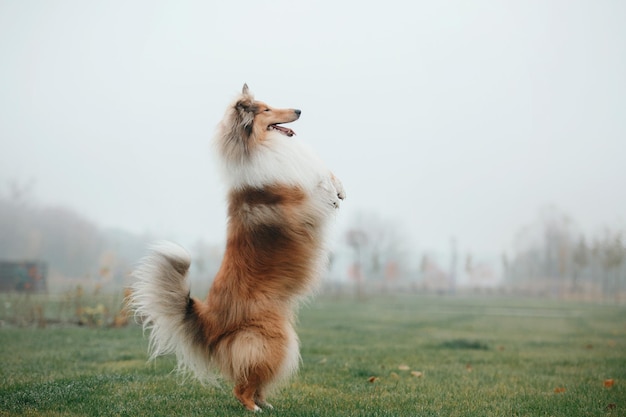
(217, 84, 301, 160)
(235, 83, 301, 139)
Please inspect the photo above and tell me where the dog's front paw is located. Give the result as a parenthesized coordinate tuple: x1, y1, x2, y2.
(331, 173, 346, 201)
(321, 173, 345, 209)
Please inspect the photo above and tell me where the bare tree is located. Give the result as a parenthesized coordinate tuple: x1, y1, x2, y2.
(345, 211, 411, 294)
(346, 228, 367, 299)
(572, 237, 589, 294)
(507, 206, 577, 296)
(599, 230, 625, 302)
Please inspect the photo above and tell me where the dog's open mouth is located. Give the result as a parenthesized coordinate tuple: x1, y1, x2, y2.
(269, 124, 296, 137)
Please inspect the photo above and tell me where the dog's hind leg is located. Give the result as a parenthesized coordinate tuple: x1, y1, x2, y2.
(234, 373, 264, 412)
(228, 324, 297, 411)
(254, 387, 273, 410)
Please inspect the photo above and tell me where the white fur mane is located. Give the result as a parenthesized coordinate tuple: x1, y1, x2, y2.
(216, 130, 329, 191)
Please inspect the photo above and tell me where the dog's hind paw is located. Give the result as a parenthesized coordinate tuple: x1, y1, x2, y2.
(256, 401, 273, 410)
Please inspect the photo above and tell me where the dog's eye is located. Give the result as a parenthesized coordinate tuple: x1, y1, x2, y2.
(264, 108, 271, 112)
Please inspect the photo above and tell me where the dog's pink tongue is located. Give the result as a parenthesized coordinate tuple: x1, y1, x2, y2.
(272, 125, 296, 137)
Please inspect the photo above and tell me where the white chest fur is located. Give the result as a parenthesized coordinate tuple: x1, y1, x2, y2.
(219, 132, 330, 192)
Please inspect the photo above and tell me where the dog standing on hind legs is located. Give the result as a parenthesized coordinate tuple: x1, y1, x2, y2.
(129, 84, 345, 412)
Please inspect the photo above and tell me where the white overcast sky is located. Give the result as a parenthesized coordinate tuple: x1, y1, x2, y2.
(1, 0, 625, 260)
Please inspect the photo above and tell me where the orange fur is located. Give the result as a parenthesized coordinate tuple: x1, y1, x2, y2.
(130, 85, 344, 412)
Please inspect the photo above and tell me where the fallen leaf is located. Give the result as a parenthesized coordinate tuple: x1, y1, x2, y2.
(554, 387, 566, 393)
(398, 365, 410, 371)
(604, 379, 615, 388)
(390, 372, 399, 379)
(368, 376, 378, 383)
(497, 345, 505, 351)
(317, 358, 327, 365)
(466, 363, 473, 372)
(608, 340, 617, 348)
(605, 403, 616, 411)
(585, 344, 593, 350)
(411, 371, 423, 378)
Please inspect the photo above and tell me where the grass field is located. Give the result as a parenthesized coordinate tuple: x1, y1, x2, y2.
(0, 295, 624, 416)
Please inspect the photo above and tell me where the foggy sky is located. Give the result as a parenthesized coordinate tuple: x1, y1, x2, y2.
(1, 0, 625, 260)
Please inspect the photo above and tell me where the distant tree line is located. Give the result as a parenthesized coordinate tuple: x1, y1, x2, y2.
(0, 184, 224, 294)
(341, 208, 625, 302)
(0, 189, 150, 290)
(3, 182, 624, 301)
(503, 207, 626, 301)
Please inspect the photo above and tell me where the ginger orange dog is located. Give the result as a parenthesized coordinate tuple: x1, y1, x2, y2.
(129, 84, 345, 411)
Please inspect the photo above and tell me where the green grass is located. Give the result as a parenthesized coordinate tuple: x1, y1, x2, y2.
(0, 295, 624, 416)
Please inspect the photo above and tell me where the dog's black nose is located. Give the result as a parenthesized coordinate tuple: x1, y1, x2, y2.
(294, 109, 301, 116)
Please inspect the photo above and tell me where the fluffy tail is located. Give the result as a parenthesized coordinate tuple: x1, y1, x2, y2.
(128, 241, 216, 384)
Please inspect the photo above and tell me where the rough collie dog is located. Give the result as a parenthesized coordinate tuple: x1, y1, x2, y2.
(129, 84, 345, 412)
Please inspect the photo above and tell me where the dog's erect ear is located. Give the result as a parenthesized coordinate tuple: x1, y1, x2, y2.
(235, 97, 257, 114)
(236, 83, 257, 115)
(234, 84, 256, 138)
(235, 97, 256, 137)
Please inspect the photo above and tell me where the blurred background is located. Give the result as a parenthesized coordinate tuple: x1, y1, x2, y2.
(1, 1, 625, 307)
